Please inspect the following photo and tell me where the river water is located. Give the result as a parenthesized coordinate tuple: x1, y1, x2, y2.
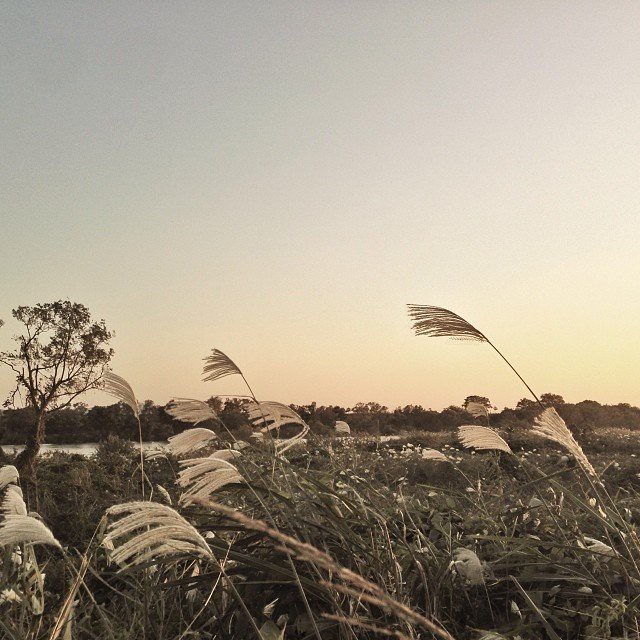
(0, 442, 166, 456)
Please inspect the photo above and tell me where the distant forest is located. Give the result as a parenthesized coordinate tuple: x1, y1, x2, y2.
(1, 393, 640, 444)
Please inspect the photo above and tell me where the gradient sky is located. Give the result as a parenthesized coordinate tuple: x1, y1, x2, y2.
(2, 2, 640, 411)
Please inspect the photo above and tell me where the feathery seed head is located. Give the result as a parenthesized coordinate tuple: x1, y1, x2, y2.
(465, 402, 489, 420)
(165, 398, 218, 426)
(202, 349, 243, 383)
(533, 408, 595, 475)
(458, 425, 512, 454)
(104, 501, 212, 568)
(407, 305, 487, 342)
(166, 427, 218, 457)
(0, 514, 61, 549)
(0, 465, 19, 489)
(247, 401, 309, 454)
(2, 486, 27, 516)
(103, 372, 140, 417)
(334, 421, 351, 435)
(178, 456, 244, 506)
(421, 448, 450, 462)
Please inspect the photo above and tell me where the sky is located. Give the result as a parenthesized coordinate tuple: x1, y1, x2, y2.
(1, 2, 640, 411)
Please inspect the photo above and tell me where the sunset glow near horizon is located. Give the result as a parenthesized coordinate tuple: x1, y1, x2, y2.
(2, 3, 640, 411)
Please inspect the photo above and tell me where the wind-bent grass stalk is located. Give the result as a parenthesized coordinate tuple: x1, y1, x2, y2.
(407, 304, 542, 405)
(102, 372, 146, 499)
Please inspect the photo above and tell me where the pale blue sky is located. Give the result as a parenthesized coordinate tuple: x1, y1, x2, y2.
(2, 2, 639, 409)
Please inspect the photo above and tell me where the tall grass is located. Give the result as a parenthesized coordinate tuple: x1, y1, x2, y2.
(0, 315, 639, 639)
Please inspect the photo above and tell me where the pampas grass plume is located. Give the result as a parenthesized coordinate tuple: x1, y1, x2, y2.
(166, 427, 218, 457)
(533, 407, 595, 476)
(202, 349, 243, 382)
(0, 465, 19, 489)
(0, 514, 61, 548)
(165, 398, 218, 426)
(421, 448, 450, 462)
(103, 372, 140, 418)
(104, 502, 212, 568)
(458, 425, 512, 454)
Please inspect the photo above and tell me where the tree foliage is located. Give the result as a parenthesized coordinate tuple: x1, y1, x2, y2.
(0, 301, 113, 474)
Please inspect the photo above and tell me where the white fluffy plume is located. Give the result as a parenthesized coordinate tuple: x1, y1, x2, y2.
(165, 398, 218, 426)
(247, 401, 309, 454)
(533, 407, 595, 476)
(180, 449, 241, 467)
(421, 448, 450, 462)
(0, 465, 19, 489)
(202, 349, 243, 383)
(458, 425, 512, 454)
(464, 401, 489, 420)
(334, 421, 351, 435)
(178, 455, 243, 505)
(166, 427, 218, 457)
(103, 502, 212, 569)
(0, 514, 61, 548)
(2, 485, 27, 516)
(102, 372, 140, 418)
(247, 401, 305, 432)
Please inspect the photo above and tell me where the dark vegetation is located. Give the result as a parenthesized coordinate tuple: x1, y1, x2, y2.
(5, 431, 640, 640)
(2, 394, 640, 445)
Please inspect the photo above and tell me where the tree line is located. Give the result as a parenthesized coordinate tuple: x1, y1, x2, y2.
(1, 394, 639, 445)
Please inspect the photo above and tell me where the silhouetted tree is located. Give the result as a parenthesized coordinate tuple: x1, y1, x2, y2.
(463, 395, 493, 409)
(540, 393, 565, 407)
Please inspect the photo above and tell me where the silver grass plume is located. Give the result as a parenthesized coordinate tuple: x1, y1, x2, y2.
(465, 402, 489, 420)
(458, 426, 512, 454)
(102, 371, 146, 497)
(407, 304, 542, 404)
(533, 407, 595, 476)
(421, 448, 450, 462)
(2, 485, 27, 516)
(166, 398, 219, 425)
(275, 426, 309, 455)
(0, 465, 19, 489)
(0, 514, 61, 548)
(334, 421, 351, 435)
(178, 455, 243, 505)
(247, 401, 305, 433)
(103, 501, 213, 569)
(102, 371, 140, 417)
(166, 427, 218, 457)
(202, 349, 243, 383)
(407, 305, 487, 342)
(247, 401, 309, 454)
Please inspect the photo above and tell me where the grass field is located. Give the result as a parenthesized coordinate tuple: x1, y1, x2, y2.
(2, 424, 640, 640)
